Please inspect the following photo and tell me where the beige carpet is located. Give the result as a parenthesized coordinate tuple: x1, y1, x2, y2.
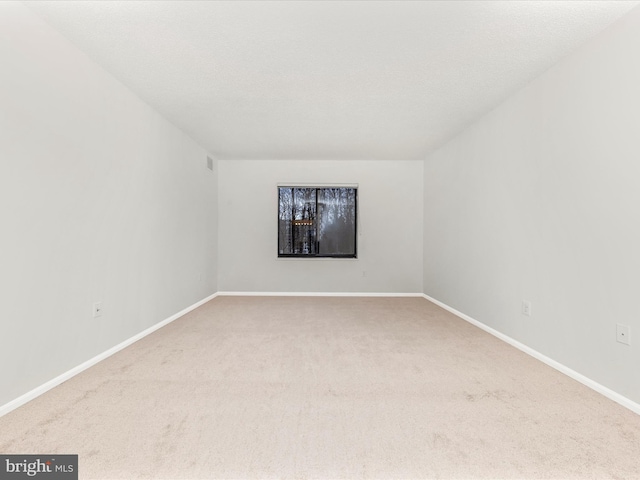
(1, 296, 639, 479)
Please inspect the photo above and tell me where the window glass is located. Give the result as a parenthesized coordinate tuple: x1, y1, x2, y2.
(278, 186, 357, 258)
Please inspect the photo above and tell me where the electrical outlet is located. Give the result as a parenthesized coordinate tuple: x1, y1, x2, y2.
(92, 301, 103, 318)
(521, 300, 532, 317)
(616, 324, 630, 345)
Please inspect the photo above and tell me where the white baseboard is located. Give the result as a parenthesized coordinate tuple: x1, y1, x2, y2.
(0, 292, 219, 418)
(422, 293, 640, 416)
(217, 291, 425, 297)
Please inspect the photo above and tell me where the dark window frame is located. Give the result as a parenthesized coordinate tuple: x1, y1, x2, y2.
(277, 185, 358, 259)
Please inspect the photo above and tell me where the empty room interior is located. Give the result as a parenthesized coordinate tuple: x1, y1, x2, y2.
(1, 1, 640, 479)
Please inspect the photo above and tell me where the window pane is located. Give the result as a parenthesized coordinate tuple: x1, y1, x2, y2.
(278, 187, 293, 254)
(317, 188, 356, 256)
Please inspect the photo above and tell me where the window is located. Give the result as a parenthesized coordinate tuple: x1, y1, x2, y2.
(278, 186, 357, 258)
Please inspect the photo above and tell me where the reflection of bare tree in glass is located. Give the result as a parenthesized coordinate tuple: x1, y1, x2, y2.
(278, 188, 293, 254)
(292, 188, 316, 254)
(318, 188, 356, 255)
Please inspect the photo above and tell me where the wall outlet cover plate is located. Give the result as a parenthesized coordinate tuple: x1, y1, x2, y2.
(616, 323, 630, 345)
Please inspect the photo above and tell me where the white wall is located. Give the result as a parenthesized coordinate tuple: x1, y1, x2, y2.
(218, 160, 423, 293)
(423, 8, 640, 404)
(0, 3, 218, 407)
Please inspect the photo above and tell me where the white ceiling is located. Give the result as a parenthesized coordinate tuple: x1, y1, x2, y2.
(26, 0, 638, 160)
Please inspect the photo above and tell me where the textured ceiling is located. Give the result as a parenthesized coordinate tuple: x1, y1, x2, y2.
(25, 1, 639, 160)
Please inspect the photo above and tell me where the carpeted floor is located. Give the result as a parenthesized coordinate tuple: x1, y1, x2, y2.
(0, 296, 639, 479)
